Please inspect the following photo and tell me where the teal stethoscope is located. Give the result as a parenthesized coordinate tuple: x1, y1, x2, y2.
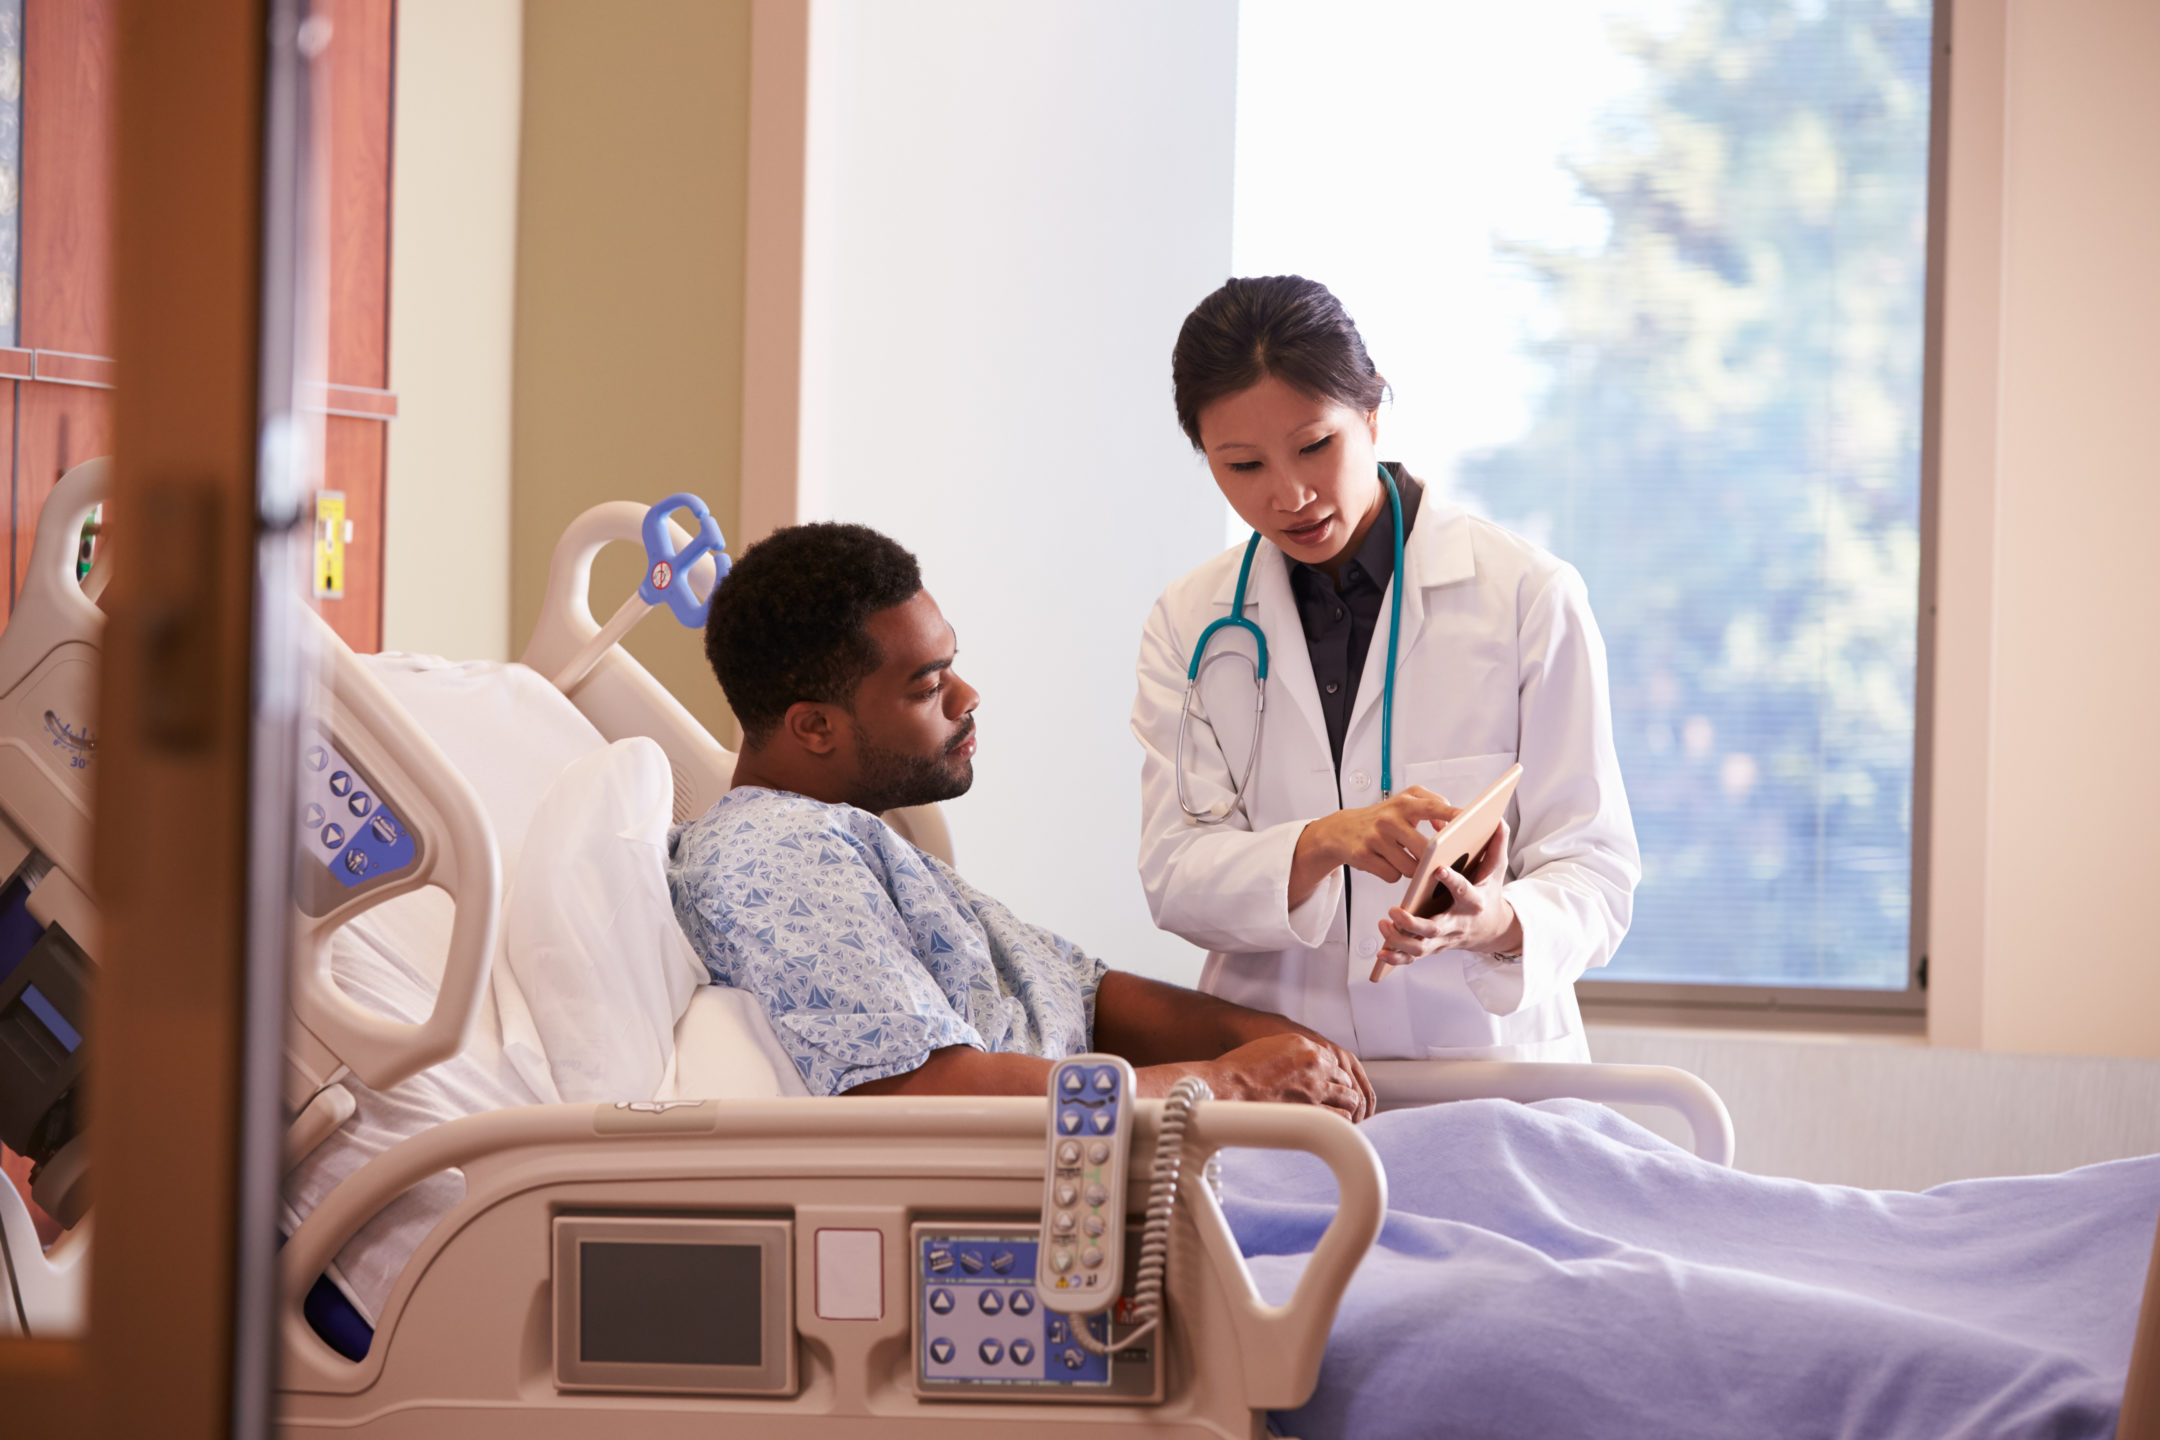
(1176, 462, 1406, 824)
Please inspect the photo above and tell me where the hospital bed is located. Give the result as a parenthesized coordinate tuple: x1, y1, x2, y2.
(1, 461, 2150, 1438)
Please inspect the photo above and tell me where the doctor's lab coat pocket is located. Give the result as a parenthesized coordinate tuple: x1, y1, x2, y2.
(1401, 752, 1517, 811)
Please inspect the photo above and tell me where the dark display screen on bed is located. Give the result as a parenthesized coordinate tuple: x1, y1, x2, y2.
(578, 1241, 764, 1367)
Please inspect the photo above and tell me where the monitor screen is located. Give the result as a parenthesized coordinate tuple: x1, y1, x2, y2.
(578, 1240, 764, 1367)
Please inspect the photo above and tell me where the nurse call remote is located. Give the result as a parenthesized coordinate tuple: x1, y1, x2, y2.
(1037, 1054, 1135, 1314)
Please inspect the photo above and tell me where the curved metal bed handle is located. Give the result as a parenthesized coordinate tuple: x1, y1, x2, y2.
(527, 499, 721, 677)
(1363, 1058, 1738, 1167)
(1178, 1103, 1388, 1412)
(18, 458, 108, 640)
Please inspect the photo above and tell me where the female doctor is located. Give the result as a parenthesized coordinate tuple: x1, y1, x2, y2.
(1133, 276, 1639, 1062)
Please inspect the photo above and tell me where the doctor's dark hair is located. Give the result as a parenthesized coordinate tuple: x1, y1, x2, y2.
(703, 521, 924, 745)
(1171, 275, 1388, 450)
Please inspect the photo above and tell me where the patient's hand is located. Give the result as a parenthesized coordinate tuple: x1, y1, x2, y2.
(1198, 1033, 1374, 1122)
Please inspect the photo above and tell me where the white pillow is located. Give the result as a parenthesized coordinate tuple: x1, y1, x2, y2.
(503, 738, 708, 1103)
(362, 654, 608, 890)
(361, 653, 612, 1095)
(662, 987, 811, 1100)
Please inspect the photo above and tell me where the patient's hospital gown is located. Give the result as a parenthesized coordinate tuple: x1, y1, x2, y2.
(667, 786, 1107, 1095)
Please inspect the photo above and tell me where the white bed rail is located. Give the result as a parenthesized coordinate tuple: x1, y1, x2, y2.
(1179, 1099, 1387, 1410)
(0, 458, 112, 953)
(287, 607, 502, 1095)
(1365, 1058, 1737, 1166)
(279, 1095, 1383, 1416)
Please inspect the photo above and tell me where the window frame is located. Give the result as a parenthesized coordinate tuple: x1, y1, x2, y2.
(1580, 0, 1950, 1033)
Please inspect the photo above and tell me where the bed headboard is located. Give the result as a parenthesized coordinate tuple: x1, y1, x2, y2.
(517, 499, 955, 866)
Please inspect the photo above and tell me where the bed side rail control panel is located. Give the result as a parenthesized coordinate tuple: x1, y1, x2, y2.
(911, 1222, 1162, 1403)
(552, 1214, 796, 1397)
(294, 723, 419, 917)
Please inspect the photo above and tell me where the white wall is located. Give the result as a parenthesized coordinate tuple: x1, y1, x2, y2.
(1591, 1026, 2160, 1189)
(799, 0, 1239, 984)
(383, 0, 523, 661)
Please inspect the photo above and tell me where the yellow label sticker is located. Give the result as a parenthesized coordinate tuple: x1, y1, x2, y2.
(314, 491, 347, 599)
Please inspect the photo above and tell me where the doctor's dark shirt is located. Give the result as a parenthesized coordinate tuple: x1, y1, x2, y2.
(1287, 462, 1425, 768)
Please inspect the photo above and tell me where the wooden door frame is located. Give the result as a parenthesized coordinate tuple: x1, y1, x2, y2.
(0, 0, 298, 1434)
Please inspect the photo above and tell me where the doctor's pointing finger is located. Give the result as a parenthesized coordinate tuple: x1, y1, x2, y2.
(1130, 276, 1641, 1063)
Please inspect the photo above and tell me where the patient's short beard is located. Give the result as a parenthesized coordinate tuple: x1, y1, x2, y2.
(851, 726, 974, 814)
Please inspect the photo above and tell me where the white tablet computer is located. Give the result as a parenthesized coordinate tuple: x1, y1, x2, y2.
(1399, 764, 1523, 921)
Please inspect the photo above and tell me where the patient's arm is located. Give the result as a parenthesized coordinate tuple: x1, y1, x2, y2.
(1093, 970, 1316, 1064)
(1094, 970, 1375, 1119)
(847, 1037, 1371, 1121)
(844, 1046, 1056, 1099)
(849, 972, 1375, 1120)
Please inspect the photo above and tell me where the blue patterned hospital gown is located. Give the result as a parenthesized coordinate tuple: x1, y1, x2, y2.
(667, 787, 1108, 1096)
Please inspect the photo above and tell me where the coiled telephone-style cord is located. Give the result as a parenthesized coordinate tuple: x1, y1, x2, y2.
(1069, 1074, 1212, 1356)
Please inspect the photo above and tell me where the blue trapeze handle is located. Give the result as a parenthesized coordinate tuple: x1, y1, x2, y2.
(638, 492, 731, 627)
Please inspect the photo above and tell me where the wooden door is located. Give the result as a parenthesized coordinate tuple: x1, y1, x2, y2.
(8, 0, 117, 613)
(314, 0, 397, 651)
(0, 0, 398, 1228)
(0, 0, 293, 1432)
(0, 0, 396, 650)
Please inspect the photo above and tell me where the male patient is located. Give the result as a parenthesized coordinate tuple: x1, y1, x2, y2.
(667, 522, 1374, 1121)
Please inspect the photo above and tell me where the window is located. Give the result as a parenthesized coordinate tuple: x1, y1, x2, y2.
(1234, 0, 1935, 997)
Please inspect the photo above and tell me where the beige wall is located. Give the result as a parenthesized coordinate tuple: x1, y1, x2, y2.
(511, 0, 752, 743)
(1983, 0, 2160, 1057)
(383, 0, 524, 660)
(1931, 0, 2160, 1059)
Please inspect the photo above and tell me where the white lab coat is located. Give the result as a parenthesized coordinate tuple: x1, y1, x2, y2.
(1132, 496, 1639, 1061)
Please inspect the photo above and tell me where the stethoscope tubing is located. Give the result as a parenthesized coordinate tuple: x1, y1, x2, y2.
(1177, 464, 1405, 824)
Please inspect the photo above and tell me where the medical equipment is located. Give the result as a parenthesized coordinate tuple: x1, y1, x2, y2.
(1037, 1056, 1210, 1377)
(0, 458, 506, 1340)
(0, 908, 90, 1228)
(1039, 1054, 1137, 1319)
(1178, 463, 1404, 824)
(902, 1054, 1192, 1403)
(0, 459, 115, 1239)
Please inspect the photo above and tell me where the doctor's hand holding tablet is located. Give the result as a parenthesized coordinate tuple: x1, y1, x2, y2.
(1132, 277, 1641, 1065)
